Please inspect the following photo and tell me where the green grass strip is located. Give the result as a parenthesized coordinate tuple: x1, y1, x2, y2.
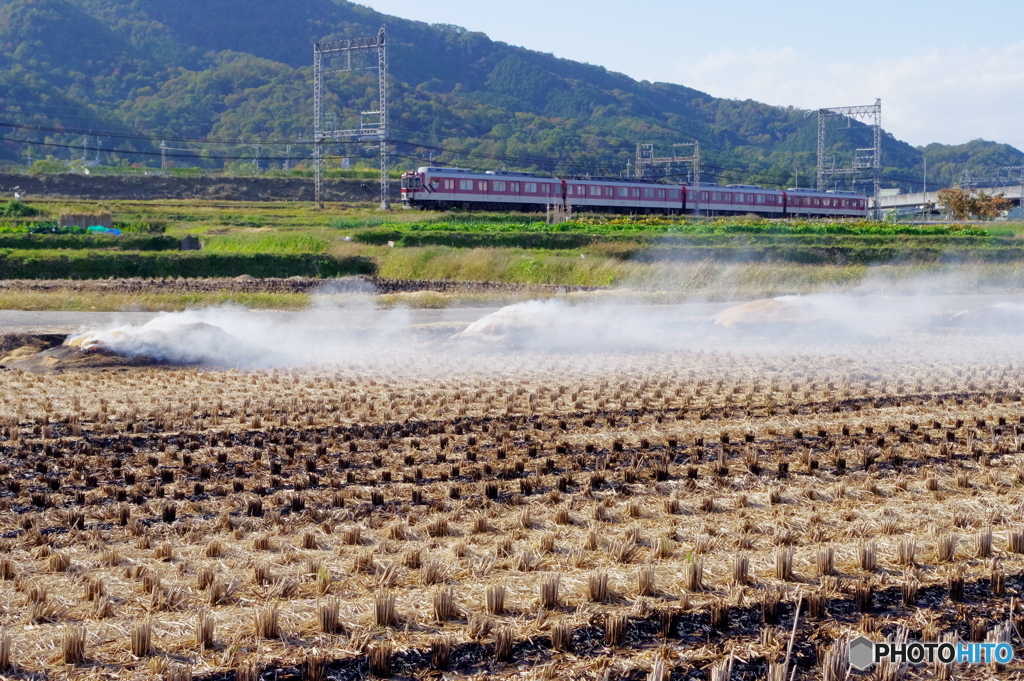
(0, 251, 375, 279)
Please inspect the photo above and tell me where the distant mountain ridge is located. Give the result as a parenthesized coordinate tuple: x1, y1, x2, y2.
(0, 0, 1020, 190)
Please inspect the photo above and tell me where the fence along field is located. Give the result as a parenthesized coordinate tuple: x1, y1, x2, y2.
(0, 347, 1023, 679)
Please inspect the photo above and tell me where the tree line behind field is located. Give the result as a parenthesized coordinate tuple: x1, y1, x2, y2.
(0, 0, 1020, 191)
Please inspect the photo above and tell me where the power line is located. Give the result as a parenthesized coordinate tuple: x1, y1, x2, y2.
(0, 135, 321, 162)
(0, 120, 307, 146)
(0, 118, 906, 190)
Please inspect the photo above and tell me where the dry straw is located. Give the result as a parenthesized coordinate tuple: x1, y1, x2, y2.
(318, 598, 342, 634)
(195, 611, 214, 649)
(373, 593, 397, 627)
(131, 619, 153, 657)
(0, 629, 11, 671)
(816, 546, 835, 576)
(61, 625, 85, 665)
(857, 541, 877, 572)
(820, 636, 850, 681)
(605, 613, 627, 647)
(637, 565, 656, 597)
(682, 557, 704, 592)
(433, 585, 456, 622)
(774, 546, 794, 581)
(494, 627, 514, 662)
(486, 584, 506, 615)
(936, 533, 957, 563)
(732, 554, 749, 585)
(588, 571, 608, 603)
(253, 604, 279, 639)
(431, 636, 452, 670)
(539, 574, 561, 609)
(551, 620, 572, 652)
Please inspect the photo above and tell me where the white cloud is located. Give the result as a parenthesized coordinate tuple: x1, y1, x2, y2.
(680, 42, 1024, 150)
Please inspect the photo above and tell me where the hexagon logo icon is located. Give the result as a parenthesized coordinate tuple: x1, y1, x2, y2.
(849, 636, 875, 670)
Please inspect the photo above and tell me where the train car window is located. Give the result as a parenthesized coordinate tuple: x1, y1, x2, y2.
(443, 179, 454, 190)
(656, 189, 665, 199)
(606, 187, 614, 196)
(700, 191, 709, 201)
(669, 190, 679, 199)
(510, 182, 519, 192)
(756, 194, 765, 203)
(459, 179, 473, 190)
(618, 187, 629, 197)
(493, 181, 506, 191)
(478, 181, 488, 191)
(525, 182, 537, 193)
(631, 188, 640, 198)
(590, 185, 600, 196)
(543, 184, 552, 194)
(712, 192, 721, 201)
(576, 186, 586, 195)
(643, 188, 654, 198)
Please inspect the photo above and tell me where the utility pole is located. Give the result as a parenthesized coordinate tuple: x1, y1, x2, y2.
(816, 99, 882, 218)
(284, 145, 292, 171)
(634, 141, 701, 215)
(160, 141, 167, 170)
(313, 26, 389, 209)
(251, 143, 261, 173)
(635, 141, 699, 183)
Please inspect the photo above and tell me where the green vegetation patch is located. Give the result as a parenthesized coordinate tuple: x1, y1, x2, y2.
(349, 217, 1008, 261)
(200, 233, 332, 254)
(0, 200, 41, 218)
(0, 234, 181, 251)
(368, 217, 991, 236)
(0, 251, 375, 279)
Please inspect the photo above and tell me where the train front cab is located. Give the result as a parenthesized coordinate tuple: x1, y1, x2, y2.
(400, 171, 426, 207)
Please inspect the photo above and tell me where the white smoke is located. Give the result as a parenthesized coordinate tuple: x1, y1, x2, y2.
(64, 300, 421, 369)
(60, 272, 1024, 369)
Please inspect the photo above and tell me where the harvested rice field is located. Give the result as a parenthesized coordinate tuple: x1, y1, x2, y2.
(0, 347, 1023, 680)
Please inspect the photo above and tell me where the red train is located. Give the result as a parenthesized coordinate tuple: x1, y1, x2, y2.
(400, 166, 869, 218)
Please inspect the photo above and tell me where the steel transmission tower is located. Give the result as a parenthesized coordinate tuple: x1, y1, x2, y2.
(816, 99, 881, 218)
(313, 26, 389, 209)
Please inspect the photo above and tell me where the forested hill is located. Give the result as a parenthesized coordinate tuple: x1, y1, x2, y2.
(0, 0, 1020, 190)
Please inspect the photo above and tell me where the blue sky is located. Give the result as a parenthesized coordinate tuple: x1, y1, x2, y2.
(358, 0, 1024, 151)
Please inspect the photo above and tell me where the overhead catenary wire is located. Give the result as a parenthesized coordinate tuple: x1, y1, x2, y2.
(1, 120, 922, 190)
